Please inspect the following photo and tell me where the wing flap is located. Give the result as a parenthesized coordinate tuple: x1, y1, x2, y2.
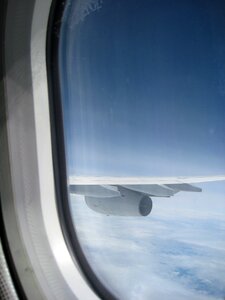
(69, 184, 120, 197)
(121, 184, 175, 197)
(165, 183, 202, 192)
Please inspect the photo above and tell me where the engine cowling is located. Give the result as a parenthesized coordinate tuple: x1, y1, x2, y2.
(85, 187, 152, 216)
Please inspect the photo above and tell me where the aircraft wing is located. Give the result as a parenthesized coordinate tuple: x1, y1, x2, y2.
(69, 175, 225, 216)
(70, 175, 225, 185)
(69, 175, 225, 197)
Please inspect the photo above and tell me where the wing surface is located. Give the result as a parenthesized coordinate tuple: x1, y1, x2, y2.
(69, 175, 225, 185)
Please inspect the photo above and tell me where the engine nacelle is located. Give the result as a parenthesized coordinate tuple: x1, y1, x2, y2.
(85, 187, 152, 216)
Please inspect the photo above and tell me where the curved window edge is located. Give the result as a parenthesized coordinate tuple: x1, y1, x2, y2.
(46, 1, 117, 299)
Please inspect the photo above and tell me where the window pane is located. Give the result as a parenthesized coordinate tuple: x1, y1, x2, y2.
(59, 0, 225, 299)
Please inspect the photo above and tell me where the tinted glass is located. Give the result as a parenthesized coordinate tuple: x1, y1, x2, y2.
(59, 1, 225, 299)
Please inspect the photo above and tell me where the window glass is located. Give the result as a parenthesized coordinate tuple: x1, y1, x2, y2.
(59, 1, 225, 299)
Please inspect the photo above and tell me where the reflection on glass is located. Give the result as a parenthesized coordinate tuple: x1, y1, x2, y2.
(59, 0, 225, 299)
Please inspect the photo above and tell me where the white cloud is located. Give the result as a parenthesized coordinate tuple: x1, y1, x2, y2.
(69, 189, 225, 299)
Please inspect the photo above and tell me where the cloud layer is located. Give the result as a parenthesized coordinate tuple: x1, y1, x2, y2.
(70, 189, 225, 300)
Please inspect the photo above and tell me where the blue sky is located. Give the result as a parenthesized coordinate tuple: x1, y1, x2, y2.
(59, 0, 225, 298)
(60, 0, 225, 177)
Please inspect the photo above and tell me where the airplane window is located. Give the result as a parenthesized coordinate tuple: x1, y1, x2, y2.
(55, 0, 225, 299)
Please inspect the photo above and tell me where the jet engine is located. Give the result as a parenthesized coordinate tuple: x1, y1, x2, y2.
(85, 187, 153, 216)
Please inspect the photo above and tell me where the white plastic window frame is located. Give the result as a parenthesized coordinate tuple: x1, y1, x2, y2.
(0, 0, 99, 299)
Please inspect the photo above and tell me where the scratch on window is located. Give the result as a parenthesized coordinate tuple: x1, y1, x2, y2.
(71, 0, 103, 26)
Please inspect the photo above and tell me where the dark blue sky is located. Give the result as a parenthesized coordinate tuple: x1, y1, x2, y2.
(60, 0, 225, 176)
